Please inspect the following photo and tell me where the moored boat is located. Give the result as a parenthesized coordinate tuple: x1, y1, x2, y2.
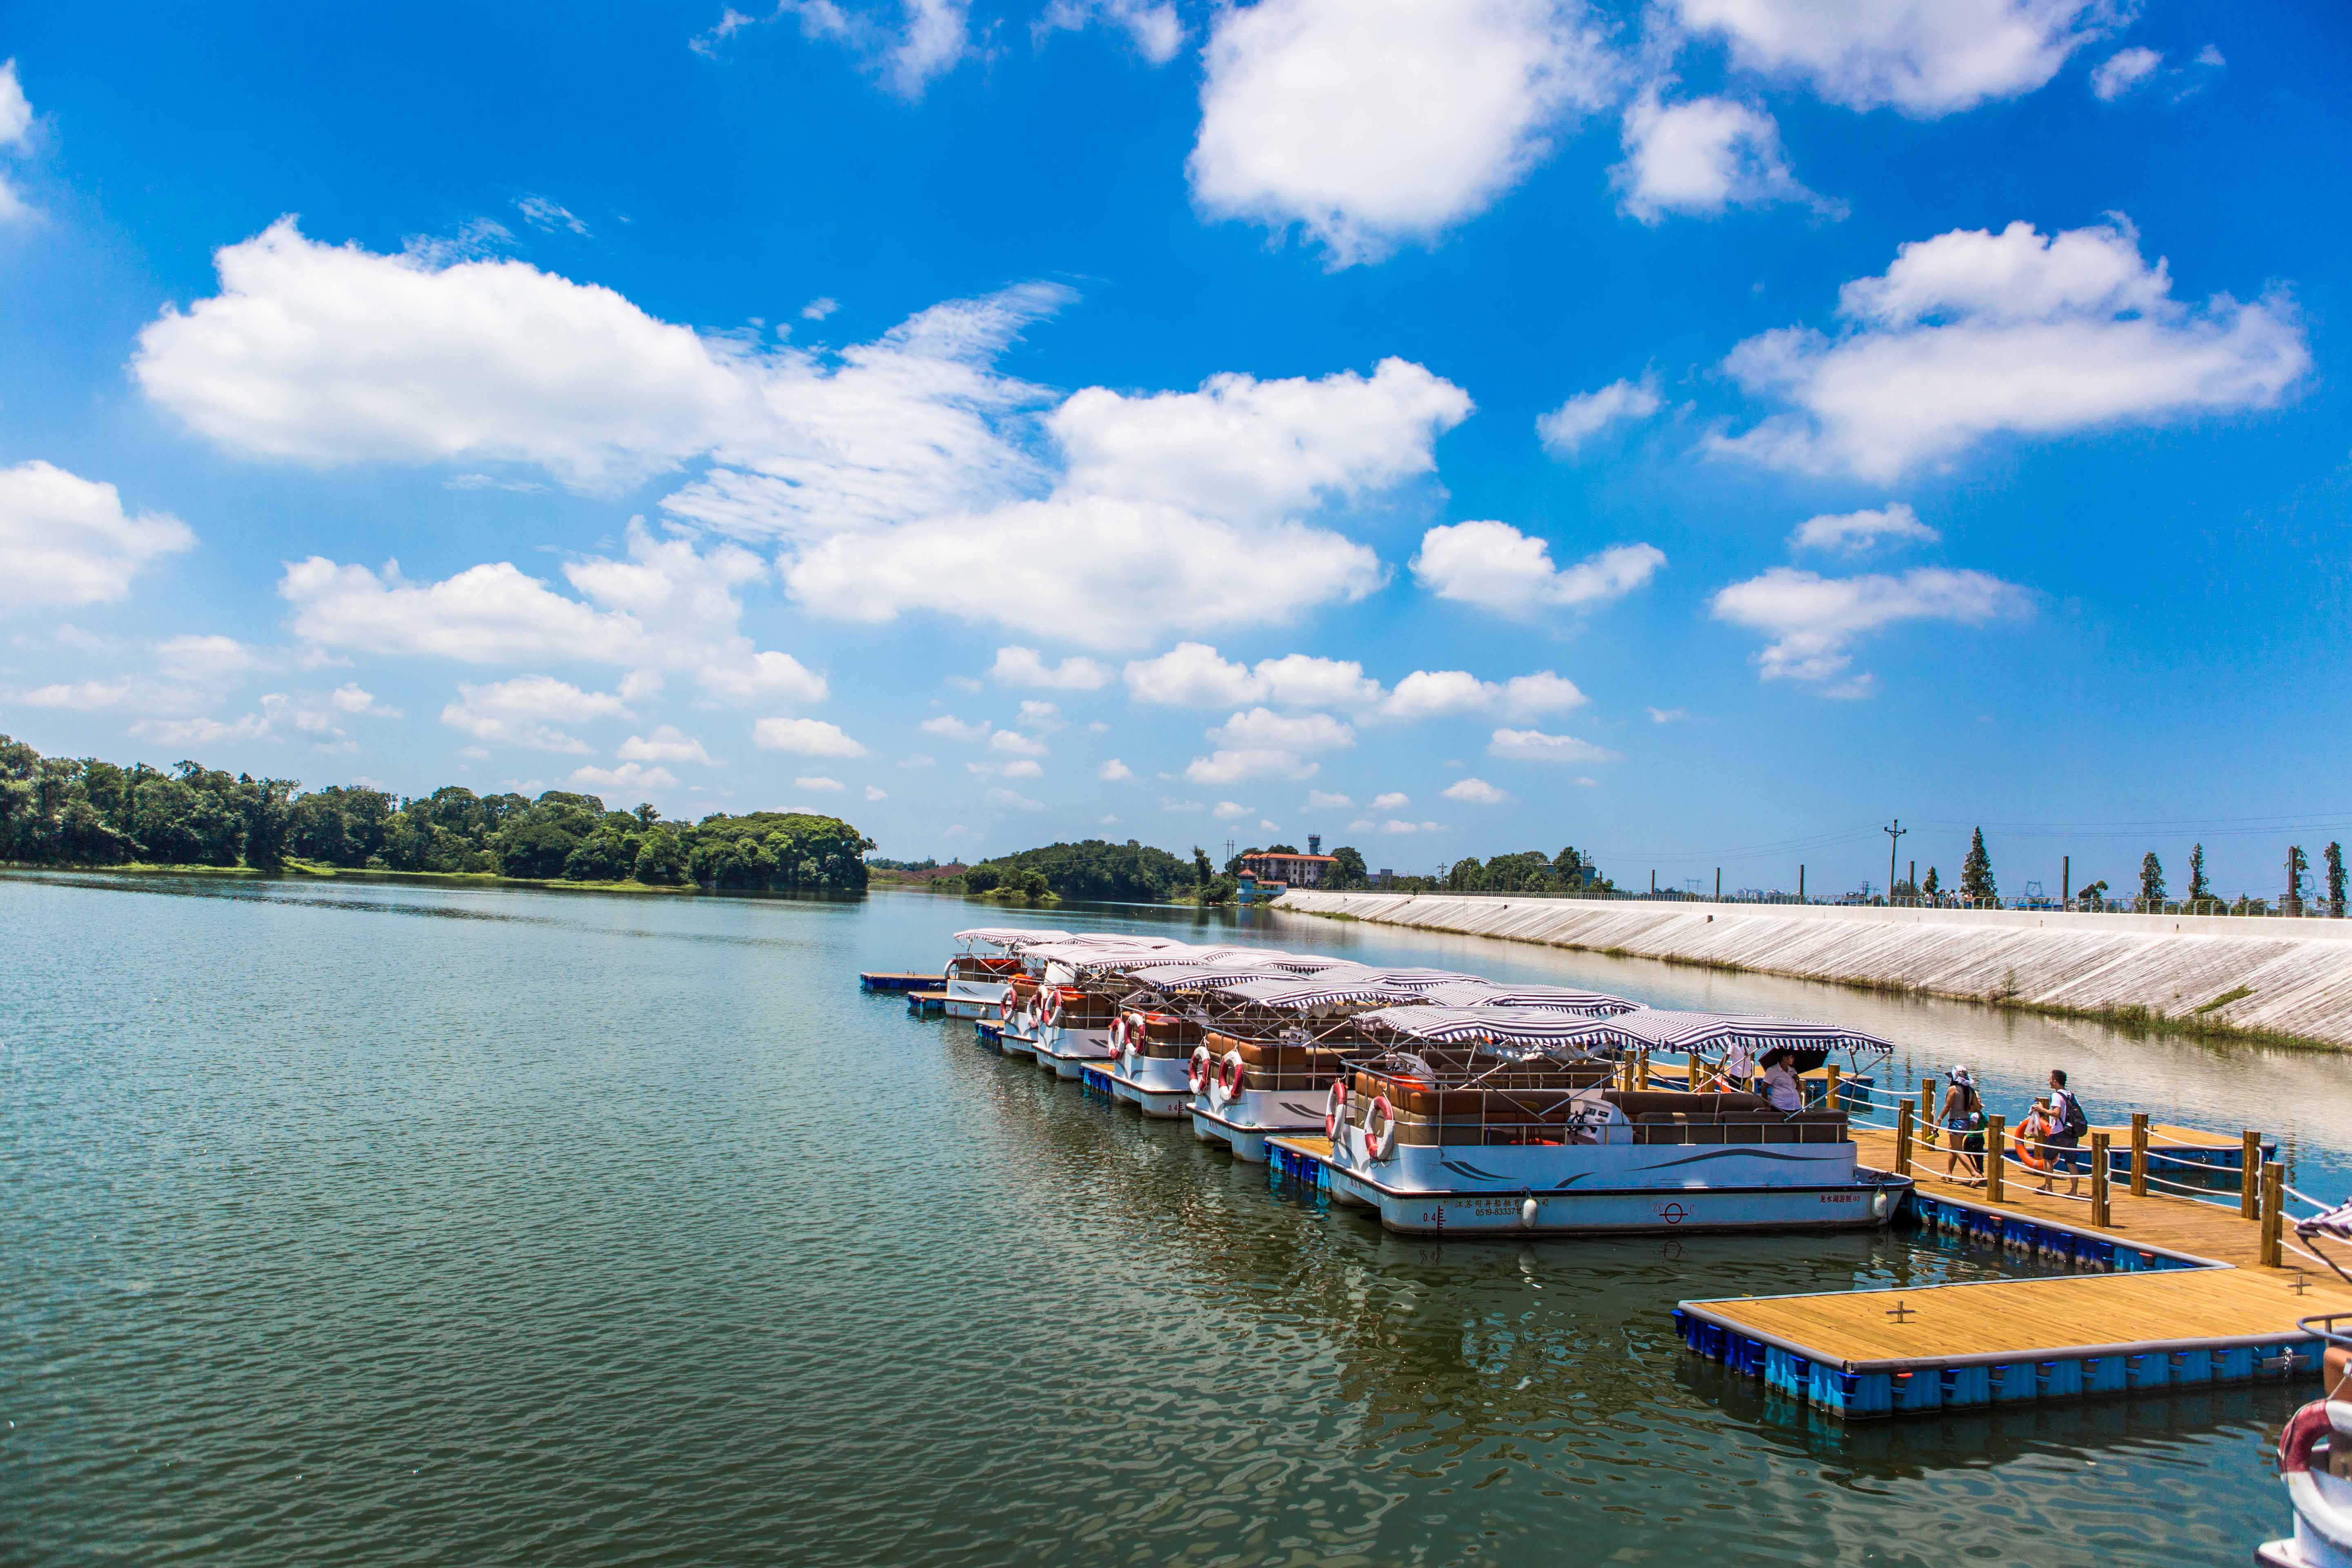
(2261, 1208, 2352, 1568)
(1320, 1008, 1908, 1235)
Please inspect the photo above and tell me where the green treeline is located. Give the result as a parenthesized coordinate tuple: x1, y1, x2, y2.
(0, 733, 872, 892)
(961, 839, 1195, 902)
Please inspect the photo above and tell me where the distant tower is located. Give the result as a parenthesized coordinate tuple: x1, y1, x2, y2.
(1308, 834, 1322, 855)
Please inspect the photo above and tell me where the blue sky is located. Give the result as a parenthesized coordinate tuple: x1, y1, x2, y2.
(2, 0, 2348, 897)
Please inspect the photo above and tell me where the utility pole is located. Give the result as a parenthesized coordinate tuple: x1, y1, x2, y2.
(1884, 819, 1907, 905)
(1715, 867, 1721, 901)
(1799, 864, 1805, 902)
(2062, 854, 2070, 905)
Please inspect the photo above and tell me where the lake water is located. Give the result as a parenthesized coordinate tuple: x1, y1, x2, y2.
(4, 872, 2339, 1566)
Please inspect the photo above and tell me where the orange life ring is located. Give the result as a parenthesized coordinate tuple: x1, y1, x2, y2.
(1217, 1050, 1246, 1100)
(2012, 1124, 2051, 1171)
(1365, 1093, 1397, 1162)
(1323, 1078, 1349, 1140)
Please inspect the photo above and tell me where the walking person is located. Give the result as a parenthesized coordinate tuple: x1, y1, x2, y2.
(2041, 1068, 2091, 1196)
(1940, 1066, 1985, 1184)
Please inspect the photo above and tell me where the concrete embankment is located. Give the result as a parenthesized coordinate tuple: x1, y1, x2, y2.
(1272, 891, 2352, 1051)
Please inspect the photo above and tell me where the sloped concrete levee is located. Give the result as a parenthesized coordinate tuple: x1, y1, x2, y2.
(1270, 891, 2352, 1050)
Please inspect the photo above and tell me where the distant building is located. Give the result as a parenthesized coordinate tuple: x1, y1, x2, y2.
(1238, 850, 1337, 888)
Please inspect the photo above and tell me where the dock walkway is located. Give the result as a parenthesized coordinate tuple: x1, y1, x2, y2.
(1678, 1134, 2350, 1417)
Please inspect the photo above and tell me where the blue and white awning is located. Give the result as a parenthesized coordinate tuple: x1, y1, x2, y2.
(1415, 980, 1637, 1016)
(1210, 977, 1428, 1009)
(1561, 1009, 1898, 1059)
(1356, 1006, 1625, 1050)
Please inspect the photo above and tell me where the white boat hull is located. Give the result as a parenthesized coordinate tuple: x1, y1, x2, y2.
(1315, 1124, 1902, 1235)
(1033, 1025, 1114, 1080)
(999, 1029, 1036, 1059)
(1099, 1054, 1193, 1118)
(1189, 1085, 1333, 1163)
(945, 977, 1010, 1020)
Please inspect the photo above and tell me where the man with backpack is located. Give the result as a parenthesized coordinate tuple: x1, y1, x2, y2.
(2041, 1068, 2091, 1196)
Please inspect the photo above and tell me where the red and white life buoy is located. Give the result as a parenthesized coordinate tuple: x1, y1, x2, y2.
(1217, 1049, 1246, 1101)
(1188, 1045, 1214, 1095)
(1042, 989, 1063, 1027)
(1108, 1014, 1127, 1050)
(1364, 1094, 1397, 1162)
(999, 993, 1014, 1021)
(1323, 1078, 1350, 1140)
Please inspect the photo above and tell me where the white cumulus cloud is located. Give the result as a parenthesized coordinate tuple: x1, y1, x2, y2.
(1040, 0, 1183, 63)
(1712, 218, 2310, 482)
(1488, 727, 1624, 763)
(1791, 502, 1940, 553)
(278, 523, 826, 705)
(1710, 565, 2029, 694)
(1189, 0, 1616, 266)
(441, 675, 630, 754)
(1098, 758, 1135, 781)
(753, 717, 869, 756)
(571, 761, 679, 792)
(617, 725, 719, 766)
(2090, 46, 2162, 100)
(0, 461, 196, 610)
(989, 646, 1113, 690)
(1612, 90, 1823, 223)
(1441, 777, 1511, 805)
(1413, 521, 1665, 615)
(135, 219, 758, 491)
(1669, 0, 2119, 116)
(1536, 376, 1662, 456)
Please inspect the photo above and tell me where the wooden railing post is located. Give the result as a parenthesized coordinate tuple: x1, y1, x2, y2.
(2129, 1112, 2148, 1197)
(2263, 1160, 2285, 1268)
(1637, 1049, 1651, 1090)
(1920, 1076, 1936, 1122)
(1895, 1100, 1914, 1176)
(1985, 1114, 2005, 1204)
(1825, 1061, 1841, 1112)
(2091, 1132, 2111, 1228)
(2241, 1131, 2262, 1219)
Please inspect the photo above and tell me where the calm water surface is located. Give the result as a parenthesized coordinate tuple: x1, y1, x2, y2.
(4, 873, 2340, 1566)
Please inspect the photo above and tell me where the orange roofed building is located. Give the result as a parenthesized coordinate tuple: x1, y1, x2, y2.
(1237, 851, 1337, 888)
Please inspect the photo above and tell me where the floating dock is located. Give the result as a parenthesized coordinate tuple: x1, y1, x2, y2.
(905, 990, 948, 1016)
(861, 970, 941, 991)
(1674, 1135, 2352, 1419)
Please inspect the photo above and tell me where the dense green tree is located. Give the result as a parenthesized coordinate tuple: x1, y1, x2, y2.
(2188, 843, 2211, 906)
(2139, 852, 2165, 911)
(0, 733, 870, 893)
(2328, 842, 2346, 918)
(2288, 844, 2310, 912)
(1192, 846, 1215, 886)
(1922, 866, 1940, 898)
(1328, 845, 1367, 888)
(1960, 828, 1997, 904)
(966, 838, 1192, 902)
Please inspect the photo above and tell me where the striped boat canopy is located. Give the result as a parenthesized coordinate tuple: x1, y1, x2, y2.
(1559, 1009, 1897, 1059)
(2300, 1200, 2352, 1242)
(1209, 977, 1428, 1009)
(1343, 967, 1484, 989)
(1124, 962, 1299, 989)
(1356, 1005, 1624, 1051)
(953, 927, 1073, 948)
(1415, 980, 1638, 1016)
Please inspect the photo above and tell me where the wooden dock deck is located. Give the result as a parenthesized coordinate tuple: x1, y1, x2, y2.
(860, 970, 940, 991)
(1679, 1131, 2350, 1417)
